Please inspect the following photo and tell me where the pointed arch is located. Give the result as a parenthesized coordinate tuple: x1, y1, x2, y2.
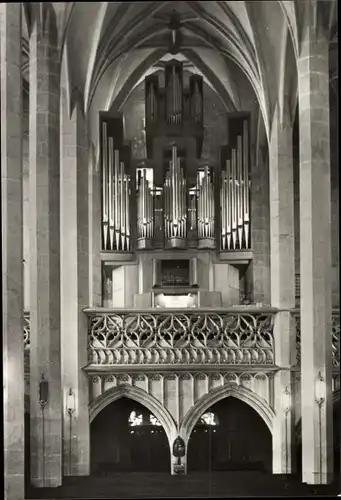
(180, 384, 275, 445)
(89, 384, 178, 447)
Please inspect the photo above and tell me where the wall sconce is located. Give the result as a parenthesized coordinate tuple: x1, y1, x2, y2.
(315, 371, 326, 407)
(282, 387, 291, 414)
(315, 371, 325, 483)
(39, 374, 49, 486)
(39, 374, 49, 408)
(67, 388, 75, 415)
(67, 388, 75, 476)
(282, 386, 291, 475)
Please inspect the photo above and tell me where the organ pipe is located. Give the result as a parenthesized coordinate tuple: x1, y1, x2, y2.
(197, 167, 215, 248)
(220, 119, 250, 250)
(102, 122, 108, 249)
(191, 79, 202, 125)
(101, 126, 131, 251)
(147, 81, 158, 125)
(164, 145, 187, 247)
(136, 169, 154, 248)
(243, 120, 250, 248)
(166, 66, 182, 125)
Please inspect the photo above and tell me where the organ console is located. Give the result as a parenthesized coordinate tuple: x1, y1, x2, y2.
(100, 61, 251, 254)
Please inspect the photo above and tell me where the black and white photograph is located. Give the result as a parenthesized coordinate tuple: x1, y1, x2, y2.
(1, 1, 339, 498)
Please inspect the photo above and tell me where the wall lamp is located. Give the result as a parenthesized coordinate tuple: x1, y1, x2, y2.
(315, 371, 326, 484)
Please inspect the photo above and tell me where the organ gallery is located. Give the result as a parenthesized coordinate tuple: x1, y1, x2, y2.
(100, 60, 254, 309)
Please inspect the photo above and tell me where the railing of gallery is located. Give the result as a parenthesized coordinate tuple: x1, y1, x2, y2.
(293, 309, 340, 367)
(85, 309, 276, 366)
(22, 309, 340, 368)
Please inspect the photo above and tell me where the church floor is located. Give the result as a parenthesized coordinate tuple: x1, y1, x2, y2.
(26, 471, 340, 499)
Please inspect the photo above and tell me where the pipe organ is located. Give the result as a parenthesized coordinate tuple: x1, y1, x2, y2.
(101, 120, 131, 251)
(220, 119, 250, 250)
(165, 62, 183, 125)
(100, 62, 252, 254)
(164, 145, 187, 248)
(197, 166, 215, 248)
(136, 169, 154, 249)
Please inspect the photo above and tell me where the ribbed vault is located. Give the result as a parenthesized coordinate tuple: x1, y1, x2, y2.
(20, 1, 337, 147)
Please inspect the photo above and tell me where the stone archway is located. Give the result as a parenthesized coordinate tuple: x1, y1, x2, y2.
(180, 383, 275, 446)
(89, 384, 178, 447)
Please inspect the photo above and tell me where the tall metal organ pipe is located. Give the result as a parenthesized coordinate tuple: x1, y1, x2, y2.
(167, 66, 182, 125)
(164, 145, 187, 247)
(102, 122, 108, 249)
(136, 169, 154, 248)
(192, 80, 202, 124)
(220, 119, 250, 250)
(101, 126, 131, 251)
(197, 166, 215, 247)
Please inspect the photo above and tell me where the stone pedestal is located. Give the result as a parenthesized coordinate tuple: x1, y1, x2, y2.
(60, 88, 90, 476)
(298, 16, 333, 485)
(1, 4, 25, 499)
(29, 5, 62, 487)
(269, 103, 295, 474)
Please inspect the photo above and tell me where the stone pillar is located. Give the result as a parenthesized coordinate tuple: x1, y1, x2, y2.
(269, 103, 296, 474)
(298, 12, 333, 485)
(89, 142, 102, 307)
(251, 145, 271, 304)
(60, 88, 90, 476)
(1, 4, 25, 499)
(29, 4, 62, 487)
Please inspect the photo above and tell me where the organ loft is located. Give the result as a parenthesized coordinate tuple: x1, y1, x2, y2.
(100, 60, 253, 310)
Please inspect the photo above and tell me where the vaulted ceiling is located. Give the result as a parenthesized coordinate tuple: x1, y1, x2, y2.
(21, 1, 337, 148)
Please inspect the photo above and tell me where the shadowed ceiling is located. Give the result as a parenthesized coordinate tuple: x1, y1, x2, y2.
(20, 1, 337, 149)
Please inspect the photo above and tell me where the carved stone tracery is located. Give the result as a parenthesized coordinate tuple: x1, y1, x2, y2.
(87, 311, 275, 366)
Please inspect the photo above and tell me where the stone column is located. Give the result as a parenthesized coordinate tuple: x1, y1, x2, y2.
(298, 12, 333, 485)
(269, 103, 296, 474)
(60, 88, 90, 476)
(251, 145, 271, 305)
(89, 144, 102, 307)
(1, 4, 25, 499)
(29, 4, 62, 487)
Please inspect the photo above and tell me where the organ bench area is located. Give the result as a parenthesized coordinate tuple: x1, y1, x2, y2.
(100, 60, 253, 309)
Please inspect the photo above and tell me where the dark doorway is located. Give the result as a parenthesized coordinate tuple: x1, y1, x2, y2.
(90, 397, 170, 475)
(188, 397, 272, 473)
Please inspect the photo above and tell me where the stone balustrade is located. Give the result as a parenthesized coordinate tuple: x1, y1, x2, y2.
(293, 309, 340, 367)
(22, 308, 340, 368)
(85, 307, 277, 366)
